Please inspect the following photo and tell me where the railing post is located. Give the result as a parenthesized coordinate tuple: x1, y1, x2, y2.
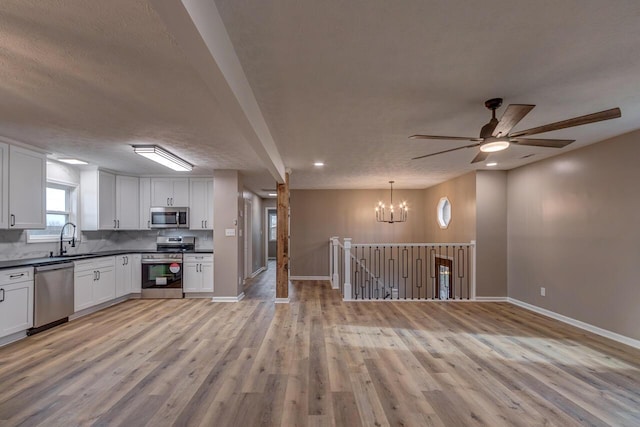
(343, 238, 352, 300)
(470, 240, 476, 300)
(331, 236, 339, 289)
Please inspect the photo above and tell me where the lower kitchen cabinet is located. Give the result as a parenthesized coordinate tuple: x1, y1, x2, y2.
(74, 257, 116, 312)
(183, 254, 214, 293)
(115, 254, 141, 297)
(0, 267, 34, 338)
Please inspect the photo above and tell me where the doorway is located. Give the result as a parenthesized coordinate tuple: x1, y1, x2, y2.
(266, 209, 277, 260)
(435, 257, 453, 300)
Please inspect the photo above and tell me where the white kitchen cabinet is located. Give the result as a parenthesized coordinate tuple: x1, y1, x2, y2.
(183, 254, 214, 293)
(151, 178, 189, 207)
(130, 254, 142, 293)
(81, 171, 139, 230)
(115, 254, 132, 297)
(8, 145, 46, 229)
(0, 267, 34, 338)
(115, 175, 139, 229)
(98, 171, 116, 230)
(189, 178, 213, 230)
(74, 257, 116, 311)
(139, 178, 151, 230)
(0, 142, 8, 229)
(74, 268, 95, 312)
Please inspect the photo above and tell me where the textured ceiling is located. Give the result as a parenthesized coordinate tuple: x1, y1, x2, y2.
(0, 0, 266, 186)
(215, 0, 640, 189)
(1, 1, 640, 192)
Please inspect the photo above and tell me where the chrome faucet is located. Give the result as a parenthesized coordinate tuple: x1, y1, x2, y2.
(59, 222, 77, 256)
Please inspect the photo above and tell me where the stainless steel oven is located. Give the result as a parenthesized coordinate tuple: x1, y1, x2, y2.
(140, 236, 196, 299)
(150, 207, 189, 229)
(141, 253, 184, 298)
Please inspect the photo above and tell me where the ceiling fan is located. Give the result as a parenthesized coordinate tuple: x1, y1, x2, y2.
(409, 98, 621, 164)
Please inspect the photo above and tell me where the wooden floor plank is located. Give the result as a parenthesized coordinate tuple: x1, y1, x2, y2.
(0, 262, 639, 426)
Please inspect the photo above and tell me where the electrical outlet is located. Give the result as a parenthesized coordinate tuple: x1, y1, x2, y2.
(540, 287, 546, 297)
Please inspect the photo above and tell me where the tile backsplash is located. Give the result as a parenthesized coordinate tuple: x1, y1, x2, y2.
(0, 229, 214, 261)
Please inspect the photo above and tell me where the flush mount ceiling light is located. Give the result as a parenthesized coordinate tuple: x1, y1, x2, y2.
(268, 193, 277, 197)
(486, 162, 498, 167)
(480, 137, 510, 153)
(58, 158, 88, 165)
(133, 145, 192, 171)
(314, 161, 324, 167)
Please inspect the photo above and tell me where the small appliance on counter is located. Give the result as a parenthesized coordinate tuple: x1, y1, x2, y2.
(140, 236, 196, 299)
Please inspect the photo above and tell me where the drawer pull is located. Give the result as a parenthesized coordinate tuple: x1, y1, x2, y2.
(9, 273, 25, 279)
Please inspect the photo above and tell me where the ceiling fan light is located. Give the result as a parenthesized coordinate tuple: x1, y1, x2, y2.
(480, 139, 510, 153)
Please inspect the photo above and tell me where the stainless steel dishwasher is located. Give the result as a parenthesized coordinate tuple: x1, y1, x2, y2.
(30, 262, 75, 334)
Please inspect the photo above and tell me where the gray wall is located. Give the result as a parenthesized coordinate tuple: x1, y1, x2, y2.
(290, 188, 427, 276)
(507, 130, 640, 340)
(476, 171, 507, 297)
(422, 172, 476, 243)
(213, 170, 242, 298)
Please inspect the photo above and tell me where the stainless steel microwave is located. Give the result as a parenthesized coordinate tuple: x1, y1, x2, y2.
(150, 207, 189, 229)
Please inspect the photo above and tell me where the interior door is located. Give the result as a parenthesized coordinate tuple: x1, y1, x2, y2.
(435, 257, 453, 300)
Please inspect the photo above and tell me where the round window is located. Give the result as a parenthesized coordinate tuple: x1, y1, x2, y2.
(437, 197, 451, 229)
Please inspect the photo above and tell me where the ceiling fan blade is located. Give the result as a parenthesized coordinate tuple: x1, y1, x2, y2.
(511, 138, 574, 148)
(412, 143, 480, 160)
(492, 104, 535, 137)
(508, 107, 621, 138)
(409, 135, 482, 142)
(471, 151, 490, 164)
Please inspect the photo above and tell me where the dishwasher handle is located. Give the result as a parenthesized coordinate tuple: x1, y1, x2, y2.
(34, 262, 75, 273)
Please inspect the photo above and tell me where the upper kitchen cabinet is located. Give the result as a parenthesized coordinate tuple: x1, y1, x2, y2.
(81, 170, 139, 230)
(151, 178, 189, 207)
(189, 178, 213, 230)
(8, 145, 46, 229)
(139, 178, 151, 230)
(115, 175, 139, 229)
(0, 142, 8, 229)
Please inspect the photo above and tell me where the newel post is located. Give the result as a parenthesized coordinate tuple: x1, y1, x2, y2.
(343, 238, 352, 300)
(330, 236, 339, 289)
(470, 240, 476, 300)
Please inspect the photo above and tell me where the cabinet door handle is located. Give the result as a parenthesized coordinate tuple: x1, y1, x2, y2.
(97, 271, 101, 281)
(147, 220, 150, 228)
(167, 197, 170, 206)
(0, 288, 5, 302)
(93, 271, 97, 281)
(113, 219, 116, 228)
(117, 219, 120, 228)
(170, 197, 174, 206)
(9, 273, 25, 279)
(10, 214, 15, 227)
(205, 220, 208, 228)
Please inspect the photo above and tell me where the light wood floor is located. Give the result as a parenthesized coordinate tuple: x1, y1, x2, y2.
(1, 266, 639, 426)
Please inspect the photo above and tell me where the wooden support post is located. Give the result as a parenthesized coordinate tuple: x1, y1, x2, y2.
(276, 173, 289, 302)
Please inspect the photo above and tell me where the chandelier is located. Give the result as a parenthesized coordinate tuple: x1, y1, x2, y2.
(375, 181, 408, 223)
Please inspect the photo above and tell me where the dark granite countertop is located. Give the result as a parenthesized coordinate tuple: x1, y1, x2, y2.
(0, 249, 214, 270)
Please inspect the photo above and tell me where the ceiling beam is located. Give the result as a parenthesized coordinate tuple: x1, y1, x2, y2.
(150, 0, 286, 183)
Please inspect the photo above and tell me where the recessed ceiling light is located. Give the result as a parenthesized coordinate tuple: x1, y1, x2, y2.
(58, 158, 88, 165)
(486, 162, 498, 167)
(268, 193, 277, 197)
(313, 161, 324, 167)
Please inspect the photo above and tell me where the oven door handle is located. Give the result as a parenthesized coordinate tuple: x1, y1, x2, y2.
(141, 259, 183, 264)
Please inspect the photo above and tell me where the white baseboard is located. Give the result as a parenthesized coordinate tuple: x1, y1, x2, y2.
(275, 297, 290, 304)
(508, 298, 640, 350)
(211, 292, 245, 303)
(289, 276, 330, 281)
(475, 296, 508, 302)
(249, 267, 266, 279)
